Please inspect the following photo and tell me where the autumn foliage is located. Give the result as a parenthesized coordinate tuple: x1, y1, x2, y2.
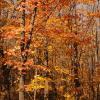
(0, 0, 100, 100)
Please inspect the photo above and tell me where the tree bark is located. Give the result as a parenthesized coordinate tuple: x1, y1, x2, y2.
(19, 75, 24, 100)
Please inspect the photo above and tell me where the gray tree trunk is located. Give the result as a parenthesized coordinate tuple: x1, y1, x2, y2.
(19, 75, 24, 100)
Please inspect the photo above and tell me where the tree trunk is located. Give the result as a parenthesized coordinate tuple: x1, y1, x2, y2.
(19, 75, 24, 100)
(73, 42, 81, 100)
(44, 37, 49, 100)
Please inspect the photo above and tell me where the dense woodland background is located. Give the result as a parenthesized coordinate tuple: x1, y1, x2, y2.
(0, 0, 100, 100)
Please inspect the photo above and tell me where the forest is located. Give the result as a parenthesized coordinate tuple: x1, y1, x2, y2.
(0, 0, 100, 100)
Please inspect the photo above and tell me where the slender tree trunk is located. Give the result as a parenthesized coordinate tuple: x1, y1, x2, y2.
(34, 69, 37, 100)
(44, 37, 49, 100)
(19, 75, 24, 100)
(19, 0, 26, 99)
(44, 80, 48, 100)
(73, 42, 81, 100)
(97, 83, 100, 100)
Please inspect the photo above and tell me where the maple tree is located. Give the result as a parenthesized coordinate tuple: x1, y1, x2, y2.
(0, 0, 100, 100)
